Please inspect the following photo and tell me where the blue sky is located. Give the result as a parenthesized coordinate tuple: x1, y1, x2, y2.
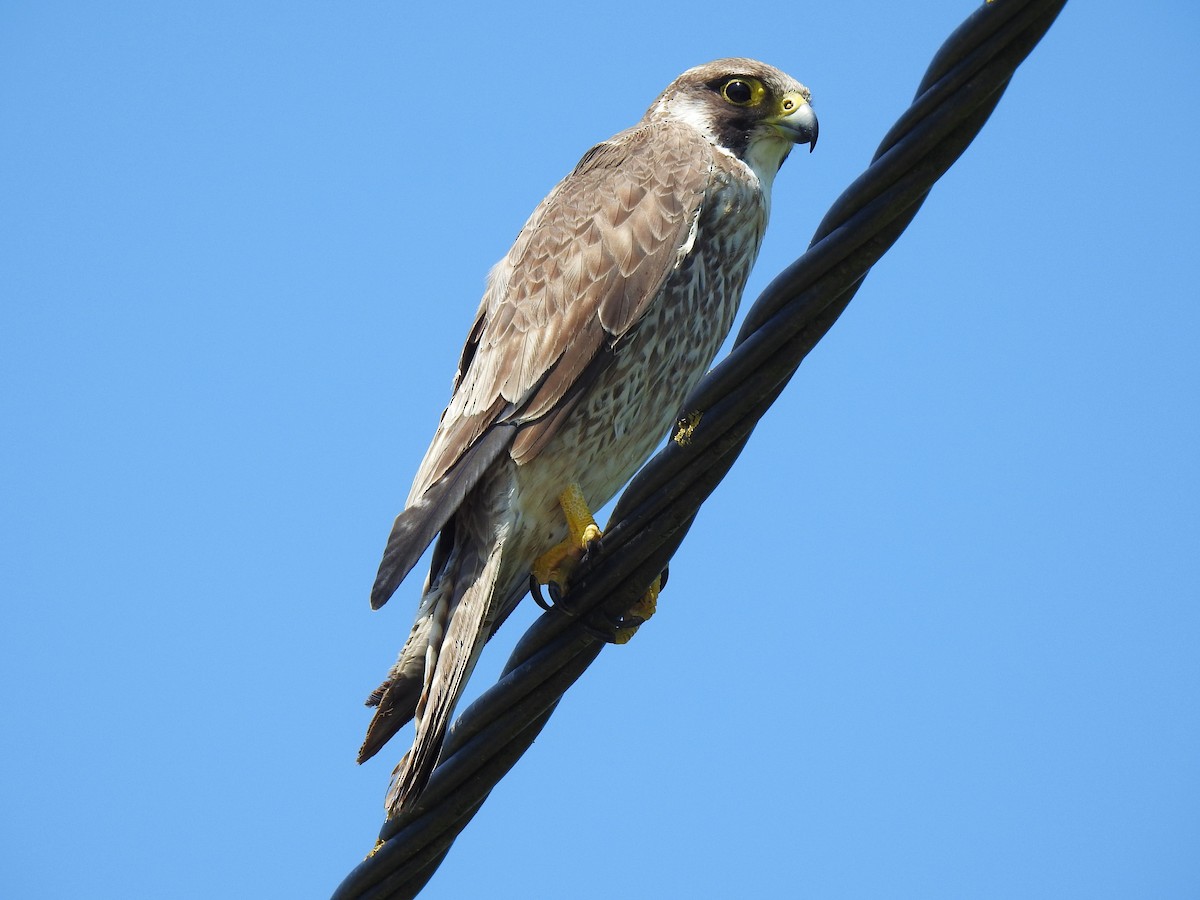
(3, 2, 1198, 897)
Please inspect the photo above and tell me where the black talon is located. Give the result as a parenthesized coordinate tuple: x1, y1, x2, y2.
(548, 580, 584, 618)
(576, 617, 626, 643)
(581, 533, 604, 565)
(530, 568, 641, 644)
(527, 581, 644, 643)
(529, 575, 582, 617)
(577, 608, 646, 643)
(611, 611, 646, 630)
(658, 563, 669, 591)
(529, 573, 553, 612)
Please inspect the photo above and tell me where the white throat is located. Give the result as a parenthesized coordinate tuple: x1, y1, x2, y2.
(743, 134, 791, 196)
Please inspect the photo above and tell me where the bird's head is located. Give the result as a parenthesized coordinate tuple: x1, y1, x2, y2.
(648, 58, 817, 186)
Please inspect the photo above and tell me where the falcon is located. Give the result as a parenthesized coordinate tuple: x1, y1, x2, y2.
(359, 58, 817, 814)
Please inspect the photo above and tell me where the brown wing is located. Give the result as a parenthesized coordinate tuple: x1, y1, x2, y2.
(371, 120, 716, 607)
(416, 119, 716, 488)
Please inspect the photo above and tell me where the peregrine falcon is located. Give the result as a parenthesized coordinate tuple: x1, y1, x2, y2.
(360, 58, 817, 814)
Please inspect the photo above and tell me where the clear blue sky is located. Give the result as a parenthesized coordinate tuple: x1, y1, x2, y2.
(3, 2, 1198, 897)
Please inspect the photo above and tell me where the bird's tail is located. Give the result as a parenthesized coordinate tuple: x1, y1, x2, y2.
(378, 536, 506, 815)
(357, 608, 432, 766)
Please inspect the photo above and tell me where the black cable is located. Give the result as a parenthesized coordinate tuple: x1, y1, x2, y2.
(332, 2, 1069, 895)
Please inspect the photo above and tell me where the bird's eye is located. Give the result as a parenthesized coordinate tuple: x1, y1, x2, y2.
(721, 79, 755, 105)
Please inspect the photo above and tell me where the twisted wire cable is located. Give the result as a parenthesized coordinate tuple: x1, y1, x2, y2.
(333, 1, 1068, 895)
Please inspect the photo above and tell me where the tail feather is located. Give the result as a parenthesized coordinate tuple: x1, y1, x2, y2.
(357, 606, 435, 764)
(385, 539, 505, 813)
(357, 677, 423, 764)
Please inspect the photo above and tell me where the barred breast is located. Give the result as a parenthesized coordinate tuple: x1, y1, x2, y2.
(511, 154, 768, 553)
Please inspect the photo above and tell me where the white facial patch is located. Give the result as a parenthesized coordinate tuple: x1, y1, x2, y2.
(660, 94, 721, 144)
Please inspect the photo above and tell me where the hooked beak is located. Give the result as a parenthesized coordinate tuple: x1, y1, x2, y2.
(769, 99, 819, 152)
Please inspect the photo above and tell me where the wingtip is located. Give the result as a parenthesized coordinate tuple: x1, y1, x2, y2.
(370, 566, 400, 609)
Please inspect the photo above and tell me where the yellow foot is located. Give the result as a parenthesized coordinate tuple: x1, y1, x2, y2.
(612, 572, 661, 644)
(529, 484, 664, 643)
(530, 484, 601, 589)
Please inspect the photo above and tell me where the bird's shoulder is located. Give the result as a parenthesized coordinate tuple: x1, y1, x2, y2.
(496, 120, 719, 331)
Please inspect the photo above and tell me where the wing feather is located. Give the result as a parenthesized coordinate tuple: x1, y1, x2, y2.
(372, 120, 716, 604)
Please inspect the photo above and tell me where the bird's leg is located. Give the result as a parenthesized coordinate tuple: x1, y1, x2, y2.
(529, 483, 601, 609)
(528, 483, 663, 643)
